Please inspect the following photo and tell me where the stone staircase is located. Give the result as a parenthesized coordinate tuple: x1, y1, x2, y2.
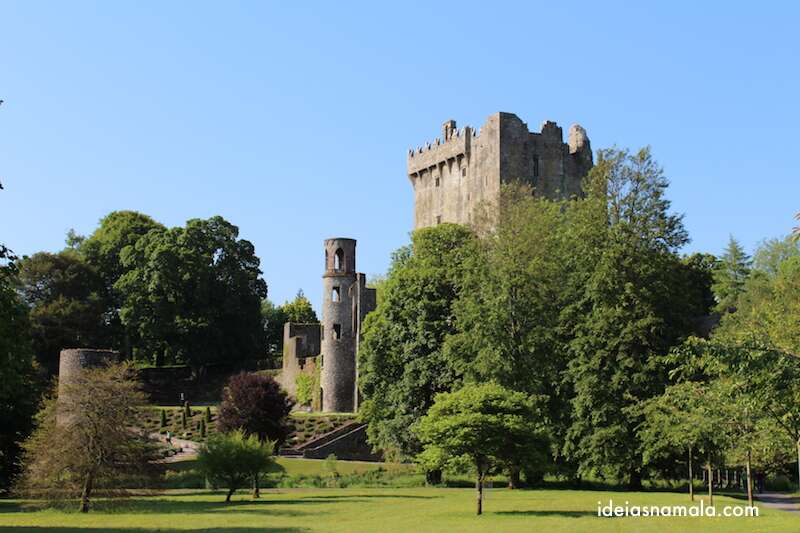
(280, 421, 381, 462)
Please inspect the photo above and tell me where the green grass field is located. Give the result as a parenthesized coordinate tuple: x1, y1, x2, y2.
(0, 488, 794, 532)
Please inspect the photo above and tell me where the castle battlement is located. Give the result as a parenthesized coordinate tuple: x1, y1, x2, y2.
(406, 112, 593, 230)
(407, 122, 476, 177)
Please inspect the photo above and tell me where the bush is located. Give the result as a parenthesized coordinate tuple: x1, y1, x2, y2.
(205, 406, 212, 423)
(218, 372, 293, 445)
(197, 431, 275, 501)
(160, 409, 168, 428)
(295, 374, 315, 406)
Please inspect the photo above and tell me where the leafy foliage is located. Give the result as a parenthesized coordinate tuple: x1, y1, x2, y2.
(564, 147, 695, 488)
(116, 216, 267, 368)
(0, 244, 38, 492)
(16, 363, 159, 512)
(197, 430, 274, 502)
(16, 251, 108, 373)
(711, 236, 752, 313)
(359, 224, 476, 460)
(415, 383, 548, 514)
(217, 372, 293, 446)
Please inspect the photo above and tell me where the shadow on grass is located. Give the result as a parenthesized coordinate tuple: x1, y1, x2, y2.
(494, 510, 596, 518)
(0, 526, 309, 533)
(1, 492, 438, 518)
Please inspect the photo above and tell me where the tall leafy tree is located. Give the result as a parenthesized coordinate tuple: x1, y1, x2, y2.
(711, 236, 751, 313)
(16, 251, 107, 373)
(81, 211, 164, 353)
(261, 299, 287, 358)
(116, 216, 267, 370)
(752, 235, 800, 276)
(359, 224, 475, 461)
(0, 242, 39, 492)
(564, 147, 694, 488)
(444, 185, 581, 477)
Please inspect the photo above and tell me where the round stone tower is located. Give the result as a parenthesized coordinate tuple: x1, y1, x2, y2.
(57, 348, 120, 424)
(320, 238, 358, 412)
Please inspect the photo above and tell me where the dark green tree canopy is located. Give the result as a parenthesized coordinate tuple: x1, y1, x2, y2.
(359, 223, 476, 460)
(711, 236, 752, 313)
(116, 216, 267, 369)
(16, 251, 108, 373)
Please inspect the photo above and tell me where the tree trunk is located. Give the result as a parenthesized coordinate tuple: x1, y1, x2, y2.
(252, 474, 260, 498)
(628, 467, 643, 490)
(226, 487, 235, 502)
(796, 438, 800, 491)
(476, 469, 484, 516)
(79, 470, 94, 513)
(746, 449, 753, 507)
(688, 445, 694, 501)
(425, 469, 442, 486)
(508, 467, 520, 489)
(707, 452, 713, 507)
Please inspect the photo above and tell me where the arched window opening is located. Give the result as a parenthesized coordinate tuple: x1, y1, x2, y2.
(334, 248, 344, 271)
(332, 286, 341, 302)
(333, 323, 342, 340)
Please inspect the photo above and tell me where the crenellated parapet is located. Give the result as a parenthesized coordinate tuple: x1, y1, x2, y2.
(407, 120, 476, 179)
(406, 111, 593, 230)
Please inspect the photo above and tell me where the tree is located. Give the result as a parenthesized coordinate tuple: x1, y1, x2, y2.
(197, 431, 274, 502)
(564, 147, 695, 489)
(217, 372, 293, 446)
(711, 236, 751, 313)
(116, 216, 267, 369)
(359, 224, 475, 463)
(16, 251, 108, 373)
(81, 211, 165, 353)
(280, 290, 318, 323)
(444, 185, 575, 479)
(415, 383, 547, 515)
(0, 244, 39, 492)
(261, 299, 287, 358)
(752, 236, 800, 276)
(716, 256, 800, 358)
(639, 379, 728, 502)
(17, 363, 158, 512)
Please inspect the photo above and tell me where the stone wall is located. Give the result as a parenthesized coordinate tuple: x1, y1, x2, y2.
(407, 111, 593, 229)
(279, 322, 321, 400)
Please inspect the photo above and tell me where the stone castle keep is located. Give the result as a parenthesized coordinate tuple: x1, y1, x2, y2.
(408, 112, 593, 229)
(281, 111, 591, 413)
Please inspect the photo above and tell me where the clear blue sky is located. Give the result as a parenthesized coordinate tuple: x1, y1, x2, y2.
(2, 1, 798, 312)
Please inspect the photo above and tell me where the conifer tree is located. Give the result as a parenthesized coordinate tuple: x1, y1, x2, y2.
(711, 236, 751, 313)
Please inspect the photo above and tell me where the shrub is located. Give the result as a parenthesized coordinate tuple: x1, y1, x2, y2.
(181, 410, 187, 429)
(160, 409, 168, 428)
(197, 431, 275, 501)
(184, 401, 191, 418)
(205, 406, 212, 423)
(295, 374, 315, 406)
(218, 372, 293, 446)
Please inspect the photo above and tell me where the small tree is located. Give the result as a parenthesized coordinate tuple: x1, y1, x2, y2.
(415, 383, 547, 515)
(197, 431, 274, 502)
(205, 406, 212, 423)
(17, 363, 158, 512)
(218, 372, 293, 446)
(160, 409, 168, 428)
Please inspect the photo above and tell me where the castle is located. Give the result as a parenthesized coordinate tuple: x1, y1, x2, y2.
(280, 239, 375, 413)
(408, 112, 593, 229)
(282, 112, 593, 413)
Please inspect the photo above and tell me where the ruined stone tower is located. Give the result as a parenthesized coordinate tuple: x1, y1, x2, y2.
(320, 238, 376, 412)
(407, 112, 593, 229)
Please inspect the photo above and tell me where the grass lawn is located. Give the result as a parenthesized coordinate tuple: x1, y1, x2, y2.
(0, 488, 794, 532)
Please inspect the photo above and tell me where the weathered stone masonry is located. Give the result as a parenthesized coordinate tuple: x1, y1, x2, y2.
(279, 239, 375, 413)
(407, 112, 593, 229)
